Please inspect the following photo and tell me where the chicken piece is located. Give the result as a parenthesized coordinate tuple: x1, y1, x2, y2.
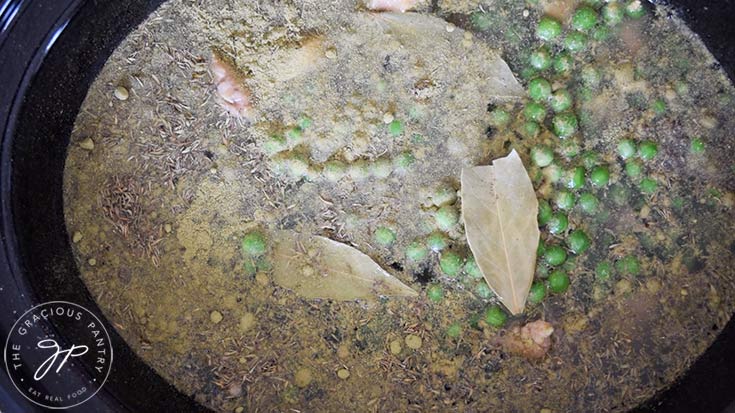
(500, 320, 554, 360)
(210, 51, 254, 119)
(366, 0, 418, 12)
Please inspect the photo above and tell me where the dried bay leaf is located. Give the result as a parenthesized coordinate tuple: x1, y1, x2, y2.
(271, 231, 418, 303)
(372, 12, 525, 100)
(461, 150, 540, 315)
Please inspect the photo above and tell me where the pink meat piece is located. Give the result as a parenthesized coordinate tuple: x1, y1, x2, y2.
(500, 320, 554, 360)
(366, 0, 417, 12)
(210, 52, 254, 119)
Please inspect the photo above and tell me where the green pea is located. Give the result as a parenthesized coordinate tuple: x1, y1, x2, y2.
(489, 109, 511, 126)
(617, 139, 637, 160)
(578, 192, 599, 214)
(690, 137, 705, 154)
(639, 177, 658, 194)
(625, 0, 645, 19)
(528, 282, 547, 304)
(484, 305, 507, 328)
(531, 145, 555, 167)
(468, 313, 482, 330)
(559, 138, 581, 159)
(589, 165, 610, 187)
(554, 53, 574, 76)
(393, 151, 416, 169)
(538, 199, 553, 226)
(609, 183, 630, 206)
(435, 205, 459, 231)
(552, 112, 579, 138)
(521, 67, 538, 81)
(652, 99, 666, 115)
(547, 212, 569, 235)
(263, 135, 288, 155)
(522, 121, 541, 138)
(388, 119, 404, 136)
(469, 11, 493, 31)
(567, 229, 591, 254)
(565, 166, 586, 190)
(431, 185, 457, 207)
(536, 237, 546, 256)
(592, 25, 610, 41)
(256, 256, 272, 272)
(347, 160, 371, 181)
(674, 80, 690, 96)
(561, 254, 577, 272)
(411, 133, 426, 144)
(595, 261, 613, 280)
(537, 263, 550, 280)
(554, 190, 576, 211)
(638, 140, 658, 161)
(577, 86, 593, 103)
(285, 126, 303, 144)
(464, 256, 483, 278)
(446, 322, 462, 338)
(279, 153, 310, 178)
(603, 2, 625, 26)
(427, 284, 443, 302)
(371, 157, 393, 179)
(524, 102, 547, 122)
(241, 231, 267, 257)
(625, 159, 643, 178)
(439, 251, 463, 276)
(374, 226, 397, 247)
(529, 77, 552, 102)
(616, 255, 641, 276)
(532, 167, 544, 185)
(529, 46, 552, 70)
(537, 16, 562, 41)
(550, 89, 573, 112)
(564, 32, 588, 53)
(475, 282, 493, 299)
(708, 188, 722, 199)
(581, 151, 598, 169)
(243, 258, 257, 275)
(548, 270, 570, 293)
(297, 115, 313, 130)
(581, 66, 601, 88)
(672, 197, 685, 210)
(544, 245, 568, 266)
(426, 232, 448, 252)
(406, 241, 429, 262)
(572, 6, 599, 31)
(323, 160, 346, 182)
(543, 162, 563, 183)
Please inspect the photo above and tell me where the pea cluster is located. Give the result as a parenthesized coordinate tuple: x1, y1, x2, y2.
(264, 115, 416, 182)
(486, 1, 655, 316)
(401, 183, 514, 328)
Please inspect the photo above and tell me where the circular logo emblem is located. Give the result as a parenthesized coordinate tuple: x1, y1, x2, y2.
(4, 301, 113, 409)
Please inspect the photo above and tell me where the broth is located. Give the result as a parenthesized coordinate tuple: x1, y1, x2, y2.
(63, 0, 735, 411)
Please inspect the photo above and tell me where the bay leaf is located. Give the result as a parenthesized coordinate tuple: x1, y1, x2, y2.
(373, 12, 525, 100)
(271, 231, 418, 303)
(461, 150, 540, 315)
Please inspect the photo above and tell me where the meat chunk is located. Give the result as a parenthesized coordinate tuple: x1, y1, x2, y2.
(366, 0, 417, 12)
(500, 320, 554, 360)
(210, 52, 254, 119)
